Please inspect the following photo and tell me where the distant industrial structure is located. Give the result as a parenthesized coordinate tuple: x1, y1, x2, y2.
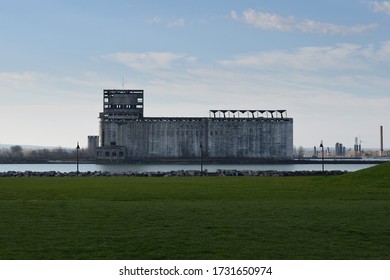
(308, 130, 387, 159)
(380, 125, 384, 157)
(354, 137, 362, 157)
(335, 142, 346, 157)
(89, 89, 293, 162)
(87, 136, 99, 157)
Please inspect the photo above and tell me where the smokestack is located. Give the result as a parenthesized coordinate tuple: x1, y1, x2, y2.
(380, 126, 384, 156)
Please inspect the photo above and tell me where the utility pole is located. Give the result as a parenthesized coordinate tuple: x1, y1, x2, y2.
(319, 140, 324, 173)
(76, 142, 80, 176)
(200, 143, 203, 176)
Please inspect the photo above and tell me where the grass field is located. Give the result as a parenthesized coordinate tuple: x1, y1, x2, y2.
(0, 163, 390, 260)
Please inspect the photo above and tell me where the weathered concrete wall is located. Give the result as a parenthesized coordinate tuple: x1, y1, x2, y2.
(99, 117, 293, 161)
(207, 118, 293, 159)
(87, 136, 99, 156)
(101, 118, 206, 159)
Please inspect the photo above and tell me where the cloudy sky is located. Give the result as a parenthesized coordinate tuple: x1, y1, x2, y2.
(1, 0, 389, 150)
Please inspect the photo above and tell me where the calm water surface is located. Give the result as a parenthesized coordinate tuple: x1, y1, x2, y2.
(0, 163, 378, 173)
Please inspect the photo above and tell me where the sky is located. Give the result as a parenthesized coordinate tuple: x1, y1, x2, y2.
(0, 0, 389, 150)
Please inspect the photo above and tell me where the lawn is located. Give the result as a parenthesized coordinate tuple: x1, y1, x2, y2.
(0, 163, 389, 259)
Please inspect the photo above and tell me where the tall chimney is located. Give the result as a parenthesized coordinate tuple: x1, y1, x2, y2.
(380, 125, 384, 156)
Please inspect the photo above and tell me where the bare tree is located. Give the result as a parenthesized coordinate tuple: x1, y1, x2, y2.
(10, 145, 23, 158)
(296, 146, 305, 159)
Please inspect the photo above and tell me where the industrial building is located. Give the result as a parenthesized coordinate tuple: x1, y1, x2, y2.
(94, 89, 293, 162)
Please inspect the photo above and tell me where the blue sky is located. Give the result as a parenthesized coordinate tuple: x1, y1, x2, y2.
(1, 0, 389, 151)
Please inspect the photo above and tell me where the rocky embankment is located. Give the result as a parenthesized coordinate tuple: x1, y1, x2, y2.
(0, 169, 348, 177)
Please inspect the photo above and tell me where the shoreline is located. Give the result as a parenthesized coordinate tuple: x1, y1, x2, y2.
(0, 158, 388, 165)
(0, 169, 348, 177)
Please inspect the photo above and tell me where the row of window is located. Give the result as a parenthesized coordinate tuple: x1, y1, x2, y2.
(103, 90, 143, 94)
(115, 130, 276, 137)
(104, 104, 143, 109)
(97, 151, 125, 157)
(104, 97, 143, 103)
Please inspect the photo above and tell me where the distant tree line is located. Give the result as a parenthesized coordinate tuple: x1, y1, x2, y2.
(0, 145, 93, 163)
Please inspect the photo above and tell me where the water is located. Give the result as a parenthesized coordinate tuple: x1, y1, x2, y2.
(0, 163, 378, 173)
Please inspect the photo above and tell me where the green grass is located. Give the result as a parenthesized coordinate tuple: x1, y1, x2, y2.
(1, 163, 390, 259)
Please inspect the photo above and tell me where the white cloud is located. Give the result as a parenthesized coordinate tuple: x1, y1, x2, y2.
(297, 20, 377, 35)
(145, 17, 186, 28)
(146, 16, 162, 25)
(376, 40, 390, 60)
(218, 43, 389, 71)
(232, 9, 377, 35)
(167, 18, 185, 28)
(370, 1, 390, 15)
(232, 10, 295, 31)
(0, 72, 48, 88)
(102, 52, 193, 72)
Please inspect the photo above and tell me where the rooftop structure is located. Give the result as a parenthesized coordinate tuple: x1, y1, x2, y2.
(99, 89, 144, 121)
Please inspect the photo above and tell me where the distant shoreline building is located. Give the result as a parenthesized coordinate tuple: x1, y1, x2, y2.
(93, 89, 294, 162)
